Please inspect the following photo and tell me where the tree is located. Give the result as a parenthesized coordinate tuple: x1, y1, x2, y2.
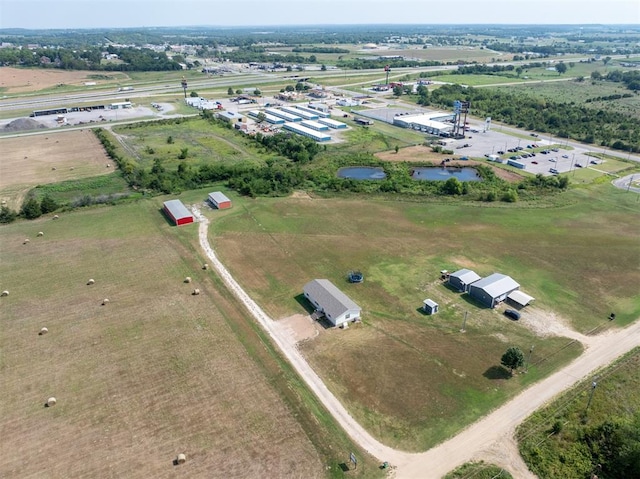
(443, 177, 463, 195)
(189, 91, 199, 97)
(0, 205, 17, 224)
(501, 347, 524, 375)
(40, 194, 59, 214)
(255, 112, 266, 124)
(320, 64, 327, 71)
(295, 81, 304, 91)
(227, 87, 234, 95)
(555, 62, 567, 75)
(178, 147, 189, 159)
(393, 84, 403, 97)
(167, 135, 174, 144)
(285, 85, 295, 92)
(21, 197, 42, 220)
(253, 88, 261, 96)
(591, 71, 603, 81)
(235, 89, 242, 94)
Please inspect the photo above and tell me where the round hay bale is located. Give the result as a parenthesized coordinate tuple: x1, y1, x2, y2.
(52, 167, 57, 171)
(102, 298, 110, 305)
(52, 214, 59, 220)
(184, 277, 192, 283)
(1, 290, 9, 297)
(87, 279, 95, 285)
(37, 231, 44, 237)
(177, 453, 186, 465)
(202, 263, 209, 270)
(192, 288, 200, 296)
(106, 164, 111, 168)
(70, 167, 74, 171)
(47, 397, 57, 407)
(23, 238, 30, 244)
(39, 327, 48, 335)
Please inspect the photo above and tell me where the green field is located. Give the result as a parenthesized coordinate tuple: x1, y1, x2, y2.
(517, 349, 640, 479)
(210, 183, 640, 451)
(0, 196, 383, 478)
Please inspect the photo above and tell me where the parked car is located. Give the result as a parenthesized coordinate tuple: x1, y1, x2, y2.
(562, 154, 569, 158)
(504, 309, 521, 320)
(497, 150, 505, 155)
(551, 148, 559, 152)
(575, 163, 583, 168)
(531, 160, 538, 164)
(549, 168, 559, 174)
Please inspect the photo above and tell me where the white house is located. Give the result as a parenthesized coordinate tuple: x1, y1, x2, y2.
(303, 279, 361, 327)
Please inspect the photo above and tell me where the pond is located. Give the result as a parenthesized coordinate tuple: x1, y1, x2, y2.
(337, 167, 387, 180)
(411, 167, 482, 182)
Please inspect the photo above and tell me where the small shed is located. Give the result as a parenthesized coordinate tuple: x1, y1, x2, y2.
(163, 200, 194, 226)
(208, 191, 232, 209)
(423, 299, 439, 315)
(448, 268, 481, 292)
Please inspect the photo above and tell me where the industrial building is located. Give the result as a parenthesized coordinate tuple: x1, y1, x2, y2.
(163, 199, 194, 226)
(300, 120, 330, 131)
(468, 273, 520, 308)
(318, 118, 347, 129)
(208, 191, 232, 209)
(448, 269, 481, 292)
(303, 279, 361, 327)
(217, 111, 244, 123)
(393, 112, 455, 136)
(301, 103, 331, 117)
(283, 122, 331, 142)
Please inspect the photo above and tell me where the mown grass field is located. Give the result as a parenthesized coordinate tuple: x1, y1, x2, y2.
(211, 183, 640, 451)
(0, 197, 383, 479)
(517, 348, 640, 479)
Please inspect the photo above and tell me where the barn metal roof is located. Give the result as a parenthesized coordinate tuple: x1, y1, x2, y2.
(208, 191, 230, 204)
(507, 290, 535, 306)
(450, 268, 481, 284)
(303, 279, 360, 319)
(163, 199, 193, 220)
(471, 273, 520, 298)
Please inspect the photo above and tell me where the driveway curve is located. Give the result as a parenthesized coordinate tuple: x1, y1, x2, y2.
(192, 206, 640, 478)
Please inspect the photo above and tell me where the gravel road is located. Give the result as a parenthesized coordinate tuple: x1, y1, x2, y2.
(193, 206, 640, 478)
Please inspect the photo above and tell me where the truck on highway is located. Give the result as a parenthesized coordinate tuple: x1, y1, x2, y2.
(117, 86, 134, 92)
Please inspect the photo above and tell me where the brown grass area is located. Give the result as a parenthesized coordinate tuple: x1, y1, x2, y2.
(0, 204, 324, 479)
(0, 67, 127, 93)
(0, 130, 112, 208)
(375, 145, 523, 182)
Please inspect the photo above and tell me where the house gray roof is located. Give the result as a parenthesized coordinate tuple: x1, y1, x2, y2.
(163, 199, 193, 220)
(304, 279, 360, 319)
(470, 273, 519, 298)
(450, 268, 481, 284)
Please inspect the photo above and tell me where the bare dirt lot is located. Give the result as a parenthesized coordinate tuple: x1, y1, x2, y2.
(0, 130, 112, 208)
(0, 67, 128, 93)
(375, 145, 524, 182)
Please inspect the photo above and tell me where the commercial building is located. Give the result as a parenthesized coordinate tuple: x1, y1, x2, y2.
(248, 110, 285, 125)
(281, 106, 318, 121)
(208, 191, 232, 209)
(303, 279, 361, 327)
(283, 122, 331, 142)
(300, 120, 330, 131)
(265, 108, 301, 122)
(217, 111, 244, 123)
(393, 112, 454, 136)
(468, 273, 520, 308)
(163, 199, 194, 226)
(318, 118, 347, 129)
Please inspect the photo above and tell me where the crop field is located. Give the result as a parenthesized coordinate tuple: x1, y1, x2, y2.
(0, 67, 130, 94)
(0, 130, 116, 209)
(0, 198, 383, 479)
(211, 184, 640, 450)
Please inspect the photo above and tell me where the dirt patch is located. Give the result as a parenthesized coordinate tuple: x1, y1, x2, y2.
(291, 190, 313, 199)
(375, 145, 523, 182)
(277, 314, 321, 343)
(515, 306, 591, 343)
(0, 130, 112, 209)
(0, 67, 127, 93)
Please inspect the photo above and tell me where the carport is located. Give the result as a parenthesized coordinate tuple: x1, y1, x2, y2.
(507, 290, 535, 308)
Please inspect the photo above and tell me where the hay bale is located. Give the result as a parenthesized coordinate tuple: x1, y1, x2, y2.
(192, 288, 200, 296)
(39, 327, 48, 335)
(102, 298, 109, 305)
(87, 279, 95, 285)
(37, 231, 44, 237)
(52, 167, 57, 171)
(23, 238, 30, 244)
(177, 453, 186, 465)
(106, 164, 111, 168)
(47, 397, 57, 407)
(202, 263, 209, 270)
(70, 167, 74, 171)
(184, 277, 192, 283)
(1, 290, 9, 297)
(52, 214, 59, 220)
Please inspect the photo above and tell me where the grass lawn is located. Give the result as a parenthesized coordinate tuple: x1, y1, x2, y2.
(0, 197, 383, 478)
(428, 74, 524, 86)
(210, 184, 640, 451)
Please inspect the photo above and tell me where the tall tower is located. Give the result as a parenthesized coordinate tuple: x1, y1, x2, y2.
(181, 76, 188, 99)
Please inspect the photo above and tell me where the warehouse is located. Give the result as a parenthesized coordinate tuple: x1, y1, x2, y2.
(208, 191, 232, 209)
(468, 273, 520, 308)
(303, 279, 361, 327)
(301, 103, 331, 117)
(448, 268, 481, 292)
(300, 120, 330, 131)
(247, 110, 285, 125)
(265, 108, 301, 122)
(318, 118, 347, 129)
(217, 111, 244, 123)
(281, 106, 318, 120)
(393, 113, 453, 136)
(283, 122, 331, 142)
(163, 199, 194, 226)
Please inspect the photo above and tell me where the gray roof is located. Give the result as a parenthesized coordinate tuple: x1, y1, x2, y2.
(208, 191, 231, 204)
(423, 299, 438, 307)
(304, 279, 360, 319)
(470, 273, 520, 298)
(450, 268, 481, 284)
(163, 199, 193, 220)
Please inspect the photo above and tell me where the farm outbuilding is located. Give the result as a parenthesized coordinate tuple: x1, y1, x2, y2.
(303, 279, 361, 327)
(163, 200, 194, 226)
(448, 269, 481, 292)
(468, 273, 520, 308)
(208, 191, 232, 209)
(507, 290, 535, 308)
(423, 299, 439, 315)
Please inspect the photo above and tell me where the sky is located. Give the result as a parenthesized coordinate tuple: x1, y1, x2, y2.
(1, 0, 639, 29)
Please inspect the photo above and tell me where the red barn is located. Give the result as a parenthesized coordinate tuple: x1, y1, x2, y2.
(208, 191, 232, 209)
(163, 199, 194, 226)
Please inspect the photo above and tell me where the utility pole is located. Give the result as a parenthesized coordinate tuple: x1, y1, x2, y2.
(461, 311, 468, 332)
(586, 381, 598, 412)
(181, 77, 188, 99)
(525, 345, 534, 373)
